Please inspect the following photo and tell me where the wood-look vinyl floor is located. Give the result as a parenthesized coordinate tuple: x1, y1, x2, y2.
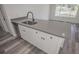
(0, 33, 46, 54)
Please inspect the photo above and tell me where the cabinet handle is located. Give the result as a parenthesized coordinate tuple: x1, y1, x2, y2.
(41, 37, 45, 40)
(50, 37, 53, 39)
(36, 32, 38, 34)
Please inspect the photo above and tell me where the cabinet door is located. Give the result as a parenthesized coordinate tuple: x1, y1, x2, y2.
(18, 25, 34, 43)
(18, 25, 27, 40)
(18, 25, 42, 48)
(37, 31, 65, 54)
(32, 29, 43, 49)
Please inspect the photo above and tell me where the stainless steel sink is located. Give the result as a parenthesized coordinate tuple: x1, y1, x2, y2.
(22, 21, 37, 25)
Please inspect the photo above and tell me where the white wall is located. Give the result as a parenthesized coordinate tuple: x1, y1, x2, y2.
(2, 4, 50, 36)
(3, 4, 50, 20)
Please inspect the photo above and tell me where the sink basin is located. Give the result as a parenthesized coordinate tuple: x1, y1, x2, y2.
(22, 21, 37, 25)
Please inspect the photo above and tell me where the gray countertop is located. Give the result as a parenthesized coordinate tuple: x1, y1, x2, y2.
(11, 17, 71, 38)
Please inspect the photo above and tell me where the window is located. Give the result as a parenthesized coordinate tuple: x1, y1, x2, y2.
(55, 4, 79, 18)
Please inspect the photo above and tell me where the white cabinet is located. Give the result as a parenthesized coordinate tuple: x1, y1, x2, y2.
(18, 24, 65, 54)
(18, 25, 34, 44)
(32, 30, 65, 54)
(41, 32, 64, 54)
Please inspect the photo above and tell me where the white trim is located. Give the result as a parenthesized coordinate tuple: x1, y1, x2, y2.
(0, 8, 9, 32)
(1, 5, 17, 37)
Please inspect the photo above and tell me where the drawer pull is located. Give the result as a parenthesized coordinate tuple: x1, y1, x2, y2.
(41, 37, 45, 40)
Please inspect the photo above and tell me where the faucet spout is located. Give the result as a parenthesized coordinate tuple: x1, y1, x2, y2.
(26, 11, 35, 22)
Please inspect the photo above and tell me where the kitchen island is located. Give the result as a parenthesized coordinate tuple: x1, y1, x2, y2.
(11, 17, 71, 54)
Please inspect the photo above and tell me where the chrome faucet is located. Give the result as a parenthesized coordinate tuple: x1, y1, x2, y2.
(26, 11, 35, 22)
